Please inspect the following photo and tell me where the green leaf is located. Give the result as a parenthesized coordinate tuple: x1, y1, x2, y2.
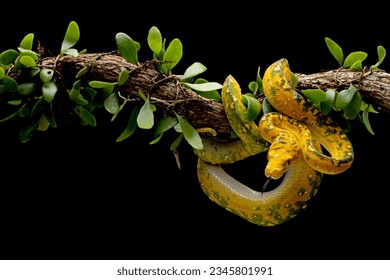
(64, 48, 79, 57)
(116, 105, 140, 142)
(137, 97, 154, 129)
(76, 67, 88, 79)
(248, 81, 258, 93)
(370, 45, 386, 70)
(0, 104, 26, 122)
(362, 105, 375, 135)
(176, 113, 203, 150)
(28, 67, 41, 77)
(61, 21, 80, 54)
(88, 80, 117, 88)
(179, 62, 207, 81)
(325, 37, 344, 66)
(342, 91, 362, 120)
(74, 106, 96, 126)
(45, 103, 57, 128)
(170, 133, 184, 151)
(301, 89, 326, 108)
(290, 72, 298, 88)
(190, 78, 221, 101)
(19, 121, 38, 143)
(335, 84, 358, 110)
(17, 48, 39, 60)
(182, 81, 222, 92)
(20, 33, 34, 50)
(0, 67, 4, 79)
(117, 68, 129, 86)
(320, 89, 337, 115)
(1, 76, 18, 92)
(19, 55, 36, 67)
(7, 100, 22, 105)
(115, 32, 140, 64)
(360, 101, 378, 113)
(151, 115, 178, 143)
(149, 133, 164, 145)
(104, 92, 120, 114)
(30, 97, 44, 116)
(147, 26, 162, 55)
(37, 113, 50, 131)
(343, 51, 368, 68)
(243, 94, 261, 121)
(0, 49, 19, 65)
(349, 60, 363, 71)
(161, 38, 183, 74)
(69, 79, 81, 99)
(17, 83, 37, 96)
(40, 68, 54, 83)
(42, 82, 58, 102)
(262, 98, 273, 114)
(256, 66, 263, 93)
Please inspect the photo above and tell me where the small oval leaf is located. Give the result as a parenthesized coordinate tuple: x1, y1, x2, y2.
(343, 51, 368, 68)
(192, 78, 221, 101)
(176, 113, 203, 150)
(335, 84, 358, 110)
(325, 37, 344, 66)
(137, 98, 154, 129)
(362, 106, 375, 135)
(18, 83, 37, 96)
(0, 49, 19, 65)
(117, 68, 129, 86)
(301, 89, 326, 108)
(104, 92, 120, 114)
(19, 55, 36, 67)
(116, 105, 140, 142)
(370, 45, 386, 70)
(152, 115, 178, 140)
(75, 106, 96, 126)
(88, 80, 117, 88)
(161, 38, 183, 74)
(182, 81, 222, 92)
(42, 82, 58, 102)
(180, 62, 207, 81)
(115, 32, 139, 64)
(61, 21, 80, 54)
(1, 76, 18, 92)
(147, 26, 163, 55)
(343, 91, 362, 120)
(40, 68, 54, 83)
(20, 33, 34, 50)
(243, 94, 261, 121)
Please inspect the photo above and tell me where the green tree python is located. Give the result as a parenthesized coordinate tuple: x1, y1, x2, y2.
(194, 58, 354, 226)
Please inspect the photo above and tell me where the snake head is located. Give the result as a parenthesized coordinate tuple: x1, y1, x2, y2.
(264, 133, 301, 180)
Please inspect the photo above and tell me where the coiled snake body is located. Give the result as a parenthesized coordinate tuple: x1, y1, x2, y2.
(194, 58, 354, 226)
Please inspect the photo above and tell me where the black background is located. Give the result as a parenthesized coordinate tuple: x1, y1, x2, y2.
(1, 3, 390, 260)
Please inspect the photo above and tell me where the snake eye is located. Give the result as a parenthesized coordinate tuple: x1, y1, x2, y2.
(283, 159, 292, 166)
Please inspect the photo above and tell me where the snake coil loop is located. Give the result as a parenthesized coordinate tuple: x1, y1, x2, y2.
(194, 58, 354, 226)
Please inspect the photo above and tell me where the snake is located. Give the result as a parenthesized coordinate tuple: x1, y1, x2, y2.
(193, 58, 354, 226)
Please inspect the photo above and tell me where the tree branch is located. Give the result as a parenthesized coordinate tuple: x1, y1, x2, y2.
(295, 68, 390, 114)
(7, 53, 390, 139)
(38, 53, 232, 137)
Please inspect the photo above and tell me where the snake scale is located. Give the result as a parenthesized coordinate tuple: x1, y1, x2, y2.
(194, 58, 354, 226)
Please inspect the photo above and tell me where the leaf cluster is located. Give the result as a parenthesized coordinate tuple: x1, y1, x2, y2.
(300, 37, 385, 135)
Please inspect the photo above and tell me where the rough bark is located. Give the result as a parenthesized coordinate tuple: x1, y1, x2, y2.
(14, 52, 390, 138)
